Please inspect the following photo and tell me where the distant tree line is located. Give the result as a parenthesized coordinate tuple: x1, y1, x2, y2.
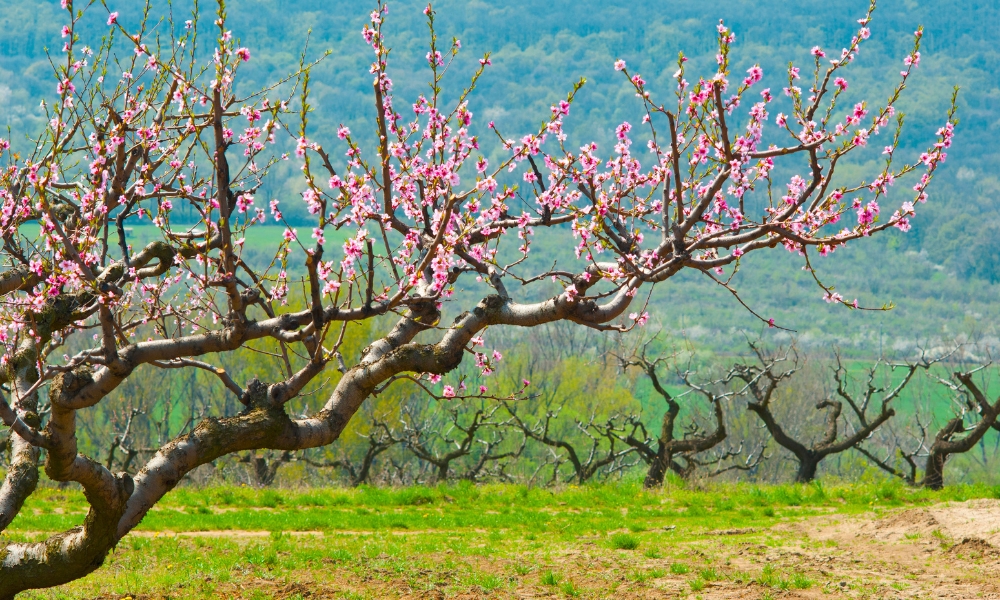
(22, 325, 995, 492)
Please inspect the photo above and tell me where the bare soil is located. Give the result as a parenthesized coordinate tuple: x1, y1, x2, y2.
(730, 498, 1000, 599)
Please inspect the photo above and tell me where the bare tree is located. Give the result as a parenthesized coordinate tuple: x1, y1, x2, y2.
(236, 450, 293, 488)
(860, 365, 1000, 489)
(504, 403, 637, 484)
(103, 407, 142, 475)
(399, 401, 521, 483)
(733, 345, 919, 483)
(0, 0, 954, 594)
(301, 419, 401, 486)
(614, 342, 731, 486)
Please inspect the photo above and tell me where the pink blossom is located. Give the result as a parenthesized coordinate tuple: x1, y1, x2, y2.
(856, 200, 879, 226)
(322, 279, 341, 295)
(628, 311, 650, 326)
(107, 11, 118, 25)
(312, 227, 326, 245)
(615, 121, 632, 141)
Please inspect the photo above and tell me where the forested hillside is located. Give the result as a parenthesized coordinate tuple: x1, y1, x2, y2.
(0, 0, 997, 351)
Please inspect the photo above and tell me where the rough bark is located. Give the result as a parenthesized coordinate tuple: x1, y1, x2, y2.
(794, 455, 820, 484)
(922, 417, 964, 490)
(0, 345, 40, 533)
(0, 473, 133, 600)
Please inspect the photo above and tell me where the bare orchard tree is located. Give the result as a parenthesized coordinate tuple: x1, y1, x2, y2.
(733, 345, 921, 483)
(235, 450, 293, 488)
(398, 398, 522, 483)
(0, 0, 954, 594)
(860, 365, 1000, 489)
(300, 418, 401, 487)
(504, 402, 639, 484)
(613, 340, 733, 486)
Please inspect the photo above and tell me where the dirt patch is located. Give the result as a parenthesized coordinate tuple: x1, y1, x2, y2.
(762, 500, 1000, 599)
(927, 499, 1000, 544)
(853, 499, 1000, 545)
(948, 537, 999, 558)
(704, 527, 757, 536)
(865, 507, 941, 541)
(128, 529, 326, 539)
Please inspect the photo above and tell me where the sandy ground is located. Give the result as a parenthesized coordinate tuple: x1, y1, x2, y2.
(456, 499, 1000, 598)
(645, 498, 1000, 599)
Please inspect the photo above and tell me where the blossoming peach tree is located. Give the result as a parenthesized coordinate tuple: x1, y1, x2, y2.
(0, 0, 955, 593)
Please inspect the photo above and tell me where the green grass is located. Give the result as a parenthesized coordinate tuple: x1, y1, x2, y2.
(609, 532, 641, 550)
(670, 562, 690, 575)
(5, 480, 1000, 599)
(790, 572, 814, 589)
(560, 580, 580, 596)
(7, 479, 998, 536)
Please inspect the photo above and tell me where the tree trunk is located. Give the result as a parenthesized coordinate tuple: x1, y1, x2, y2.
(794, 454, 821, 483)
(0, 345, 41, 532)
(436, 462, 449, 483)
(922, 451, 947, 490)
(643, 452, 668, 488)
(0, 473, 134, 599)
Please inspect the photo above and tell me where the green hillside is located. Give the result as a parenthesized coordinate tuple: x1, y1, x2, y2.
(0, 0, 997, 353)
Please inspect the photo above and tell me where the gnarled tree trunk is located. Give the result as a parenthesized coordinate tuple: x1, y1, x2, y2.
(737, 349, 912, 483)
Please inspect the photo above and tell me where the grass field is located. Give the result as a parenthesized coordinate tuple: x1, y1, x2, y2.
(8, 481, 1000, 599)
